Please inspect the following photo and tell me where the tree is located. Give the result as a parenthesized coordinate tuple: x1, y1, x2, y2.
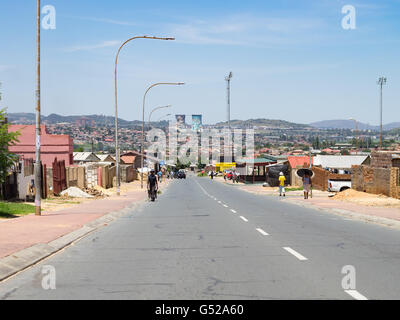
(0, 108, 20, 185)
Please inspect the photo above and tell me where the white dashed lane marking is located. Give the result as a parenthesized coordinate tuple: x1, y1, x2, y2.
(256, 228, 269, 236)
(240, 216, 248, 222)
(344, 290, 368, 300)
(283, 247, 308, 261)
(230, 209, 237, 214)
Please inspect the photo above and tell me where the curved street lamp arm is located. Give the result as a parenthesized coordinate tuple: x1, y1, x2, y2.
(113, 36, 175, 195)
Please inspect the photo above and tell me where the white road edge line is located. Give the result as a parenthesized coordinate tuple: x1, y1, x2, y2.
(344, 290, 368, 300)
(256, 228, 269, 236)
(240, 216, 248, 222)
(230, 209, 237, 214)
(283, 247, 308, 261)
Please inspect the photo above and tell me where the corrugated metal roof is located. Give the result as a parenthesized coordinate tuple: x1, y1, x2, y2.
(73, 152, 100, 162)
(96, 154, 115, 162)
(313, 155, 369, 169)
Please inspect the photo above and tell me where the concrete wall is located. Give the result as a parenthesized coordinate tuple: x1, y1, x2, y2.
(17, 162, 34, 200)
(120, 165, 137, 183)
(85, 165, 98, 189)
(352, 165, 400, 198)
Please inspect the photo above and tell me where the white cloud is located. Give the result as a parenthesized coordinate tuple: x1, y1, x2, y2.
(167, 14, 325, 46)
(64, 40, 120, 52)
(0, 65, 14, 72)
(69, 16, 137, 26)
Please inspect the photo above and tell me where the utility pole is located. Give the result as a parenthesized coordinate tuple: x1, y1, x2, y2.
(34, 0, 42, 216)
(377, 77, 387, 149)
(225, 72, 233, 162)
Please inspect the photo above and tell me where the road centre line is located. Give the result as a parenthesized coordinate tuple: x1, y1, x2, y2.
(256, 228, 269, 236)
(344, 290, 368, 300)
(283, 247, 308, 261)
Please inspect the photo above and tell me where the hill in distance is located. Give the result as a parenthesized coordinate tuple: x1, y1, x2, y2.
(215, 118, 311, 129)
(6, 113, 143, 127)
(310, 119, 400, 131)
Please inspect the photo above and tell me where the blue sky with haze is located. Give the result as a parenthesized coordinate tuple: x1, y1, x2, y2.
(0, 0, 399, 125)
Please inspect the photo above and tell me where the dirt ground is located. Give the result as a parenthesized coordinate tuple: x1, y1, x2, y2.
(41, 179, 170, 213)
(330, 189, 400, 208)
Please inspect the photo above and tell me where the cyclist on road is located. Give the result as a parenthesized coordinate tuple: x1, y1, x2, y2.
(147, 170, 159, 201)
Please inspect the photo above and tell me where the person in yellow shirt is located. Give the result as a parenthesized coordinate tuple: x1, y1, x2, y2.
(278, 172, 286, 197)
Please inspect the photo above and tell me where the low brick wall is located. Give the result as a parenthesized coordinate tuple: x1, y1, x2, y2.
(311, 166, 351, 191)
(352, 165, 400, 198)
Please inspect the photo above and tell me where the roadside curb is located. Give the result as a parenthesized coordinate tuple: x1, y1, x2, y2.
(0, 183, 170, 282)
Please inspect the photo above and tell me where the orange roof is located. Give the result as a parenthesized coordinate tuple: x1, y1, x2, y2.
(288, 156, 313, 168)
(120, 155, 136, 164)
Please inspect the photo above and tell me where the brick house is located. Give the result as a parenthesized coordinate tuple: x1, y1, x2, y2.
(8, 124, 73, 167)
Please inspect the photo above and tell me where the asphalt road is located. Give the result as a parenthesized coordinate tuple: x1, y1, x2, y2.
(1, 175, 400, 300)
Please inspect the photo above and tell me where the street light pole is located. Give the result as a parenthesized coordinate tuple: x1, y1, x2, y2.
(377, 77, 387, 150)
(157, 113, 172, 122)
(114, 36, 175, 196)
(34, 0, 42, 216)
(141, 83, 184, 189)
(225, 72, 233, 128)
(148, 105, 172, 126)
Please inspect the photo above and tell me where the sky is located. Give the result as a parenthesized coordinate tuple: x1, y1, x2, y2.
(0, 0, 399, 125)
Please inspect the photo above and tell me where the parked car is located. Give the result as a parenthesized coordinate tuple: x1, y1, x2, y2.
(177, 170, 186, 179)
(328, 179, 351, 192)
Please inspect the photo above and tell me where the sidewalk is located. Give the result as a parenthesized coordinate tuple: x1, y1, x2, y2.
(0, 180, 170, 260)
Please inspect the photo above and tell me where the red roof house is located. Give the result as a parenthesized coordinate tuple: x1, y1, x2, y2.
(8, 125, 73, 167)
(287, 155, 313, 169)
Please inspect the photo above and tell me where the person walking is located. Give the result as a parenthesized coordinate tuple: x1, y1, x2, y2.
(278, 172, 286, 197)
(210, 171, 214, 180)
(302, 173, 312, 199)
(147, 170, 158, 201)
(157, 170, 162, 183)
(223, 171, 227, 181)
(235, 171, 240, 183)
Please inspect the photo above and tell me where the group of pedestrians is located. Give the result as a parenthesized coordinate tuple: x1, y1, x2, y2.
(222, 170, 240, 183)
